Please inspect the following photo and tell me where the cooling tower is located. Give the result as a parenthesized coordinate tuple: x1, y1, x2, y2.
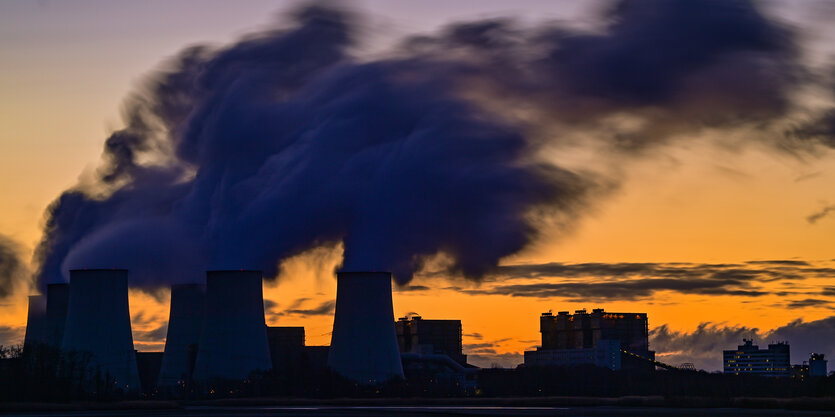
(157, 283, 205, 388)
(61, 269, 140, 391)
(23, 295, 47, 349)
(44, 283, 70, 347)
(328, 271, 404, 384)
(193, 270, 272, 381)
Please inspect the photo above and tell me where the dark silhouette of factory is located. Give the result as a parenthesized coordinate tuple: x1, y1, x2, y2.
(22, 269, 409, 393)
(524, 308, 655, 371)
(19, 269, 832, 399)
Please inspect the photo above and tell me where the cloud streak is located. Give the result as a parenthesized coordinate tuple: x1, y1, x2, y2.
(807, 205, 835, 224)
(447, 260, 835, 301)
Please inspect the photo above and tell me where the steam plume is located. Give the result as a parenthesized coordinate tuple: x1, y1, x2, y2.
(33, 1, 822, 288)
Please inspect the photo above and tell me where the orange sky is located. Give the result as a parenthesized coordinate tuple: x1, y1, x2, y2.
(1, 0, 834, 369)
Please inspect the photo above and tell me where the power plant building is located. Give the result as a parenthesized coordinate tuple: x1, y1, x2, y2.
(395, 316, 466, 365)
(158, 284, 205, 388)
(23, 295, 47, 349)
(328, 271, 404, 384)
(193, 270, 272, 381)
(723, 339, 790, 377)
(44, 283, 70, 347)
(809, 353, 828, 377)
(266, 326, 305, 372)
(61, 269, 140, 391)
(524, 308, 655, 370)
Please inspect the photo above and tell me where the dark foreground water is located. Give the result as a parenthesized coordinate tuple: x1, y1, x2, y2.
(4, 406, 834, 417)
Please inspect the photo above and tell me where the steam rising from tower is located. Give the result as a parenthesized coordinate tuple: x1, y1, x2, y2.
(61, 269, 140, 390)
(193, 270, 271, 381)
(29, 0, 815, 296)
(328, 271, 404, 384)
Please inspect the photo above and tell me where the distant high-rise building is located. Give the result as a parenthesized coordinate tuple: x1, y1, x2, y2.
(524, 308, 654, 370)
(723, 339, 790, 377)
(809, 353, 827, 377)
(395, 316, 466, 365)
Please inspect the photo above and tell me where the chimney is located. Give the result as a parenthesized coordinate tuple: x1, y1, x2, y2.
(328, 271, 404, 384)
(61, 269, 140, 391)
(45, 283, 70, 347)
(193, 270, 272, 381)
(23, 295, 47, 350)
(157, 283, 205, 388)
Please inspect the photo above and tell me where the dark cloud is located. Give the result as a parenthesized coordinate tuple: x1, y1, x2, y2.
(284, 300, 335, 317)
(770, 316, 835, 363)
(542, 0, 798, 111)
(394, 285, 430, 292)
(807, 204, 835, 224)
(0, 235, 29, 299)
(745, 260, 810, 266)
(444, 260, 835, 300)
(31, 0, 825, 290)
(464, 332, 483, 340)
(786, 298, 832, 309)
(464, 279, 766, 301)
(489, 261, 820, 282)
(650, 316, 835, 371)
(134, 324, 168, 342)
(466, 352, 523, 369)
(411, 0, 803, 151)
(263, 299, 279, 312)
(0, 325, 24, 347)
(463, 343, 498, 352)
(823, 287, 835, 297)
(35, 2, 592, 287)
(788, 109, 835, 149)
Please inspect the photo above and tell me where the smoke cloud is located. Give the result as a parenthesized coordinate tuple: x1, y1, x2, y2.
(0, 235, 29, 299)
(33, 0, 829, 288)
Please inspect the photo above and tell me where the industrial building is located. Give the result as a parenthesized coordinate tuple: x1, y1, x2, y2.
(723, 339, 791, 377)
(24, 283, 71, 351)
(193, 270, 272, 381)
(61, 269, 140, 391)
(266, 326, 305, 372)
(157, 284, 205, 388)
(23, 295, 47, 350)
(524, 308, 655, 370)
(328, 271, 404, 384)
(810, 353, 828, 377)
(44, 283, 70, 347)
(395, 316, 467, 365)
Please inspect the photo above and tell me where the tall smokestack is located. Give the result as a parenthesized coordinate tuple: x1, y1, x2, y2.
(45, 283, 69, 347)
(23, 295, 47, 349)
(193, 270, 271, 381)
(61, 269, 140, 391)
(328, 271, 404, 384)
(158, 283, 205, 388)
